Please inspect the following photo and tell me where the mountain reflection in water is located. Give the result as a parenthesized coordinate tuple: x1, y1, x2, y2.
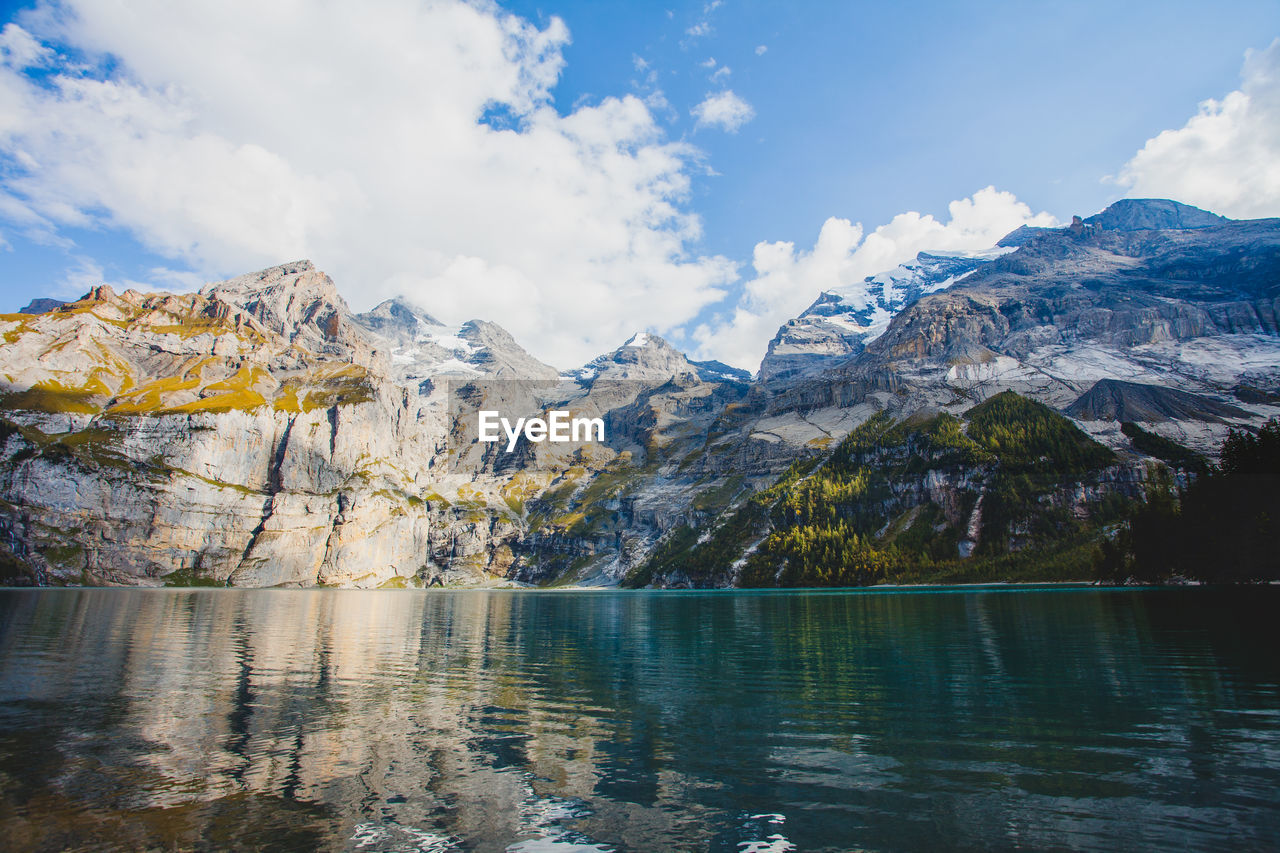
(1, 587, 1278, 852)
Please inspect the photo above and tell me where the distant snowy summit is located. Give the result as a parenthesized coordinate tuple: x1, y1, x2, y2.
(758, 198, 1247, 384)
(568, 331, 750, 385)
(759, 247, 1011, 382)
(357, 296, 557, 383)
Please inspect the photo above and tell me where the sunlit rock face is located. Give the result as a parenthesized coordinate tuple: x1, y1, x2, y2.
(0, 264, 758, 587)
(0, 200, 1278, 588)
(0, 261, 559, 587)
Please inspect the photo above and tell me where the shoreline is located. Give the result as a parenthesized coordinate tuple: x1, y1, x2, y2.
(5, 579, 1271, 593)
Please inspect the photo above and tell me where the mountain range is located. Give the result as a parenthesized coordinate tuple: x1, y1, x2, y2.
(0, 199, 1276, 587)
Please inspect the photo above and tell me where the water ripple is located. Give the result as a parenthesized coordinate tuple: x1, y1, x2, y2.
(0, 586, 1277, 851)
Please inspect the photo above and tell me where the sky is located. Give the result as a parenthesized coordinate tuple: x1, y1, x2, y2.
(1, 0, 1278, 371)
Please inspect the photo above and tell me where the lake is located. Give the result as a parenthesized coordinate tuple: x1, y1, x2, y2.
(0, 586, 1277, 852)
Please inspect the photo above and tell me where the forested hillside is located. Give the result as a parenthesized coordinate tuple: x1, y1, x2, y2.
(627, 392, 1129, 588)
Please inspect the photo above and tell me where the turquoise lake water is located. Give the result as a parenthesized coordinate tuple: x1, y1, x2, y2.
(0, 586, 1277, 851)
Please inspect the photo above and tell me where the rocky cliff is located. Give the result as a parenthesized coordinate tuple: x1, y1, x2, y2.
(0, 265, 762, 587)
(0, 262, 544, 587)
(1, 199, 1278, 587)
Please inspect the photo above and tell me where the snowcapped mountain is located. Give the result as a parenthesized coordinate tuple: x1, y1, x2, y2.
(355, 298, 557, 382)
(759, 197, 1251, 386)
(759, 247, 1012, 382)
(803, 198, 1280, 454)
(1, 198, 1278, 590)
(569, 331, 748, 384)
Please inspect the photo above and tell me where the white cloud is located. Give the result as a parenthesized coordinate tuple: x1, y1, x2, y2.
(0, 22, 50, 68)
(691, 187, 1058, 370)
(754, 45, 767, 56)
(1117, 39, 1280, 219)
(643, 90, 671, 113)
(700, 56, 717, 68)
(685, 21, 711, 39)
(710, 66, 731, 84)
(0, 2, 738, 368)
(691, 89, 754, 132)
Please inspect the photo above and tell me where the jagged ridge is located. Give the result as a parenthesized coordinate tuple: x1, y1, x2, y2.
(0, 198, 1278, 589)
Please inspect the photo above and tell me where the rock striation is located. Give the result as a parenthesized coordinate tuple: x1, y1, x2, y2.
(1, 199, 1278, 588)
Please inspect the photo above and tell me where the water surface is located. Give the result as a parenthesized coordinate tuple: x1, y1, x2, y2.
(0, 586, 1277, 851)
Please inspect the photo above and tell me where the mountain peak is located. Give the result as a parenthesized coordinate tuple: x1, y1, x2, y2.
(759, 248, 999, 383)
(1082, 199, 1229, 232)
(622, 331, 656, 348)
(18, 298, 66, 315)
(360, 297, 443, 333)
(610, 331, 684, 357)
(201, 260, 346, 338)
(572, 332, 697, 383)
(574, 333, 748, 384)
(996, 224, 1054, 248)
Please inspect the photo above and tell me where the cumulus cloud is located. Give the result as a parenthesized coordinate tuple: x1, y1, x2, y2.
(0, 2, 1069, 375)
(0, 0, 740, 369)
(691, 90, 754, 132)
(1117, 39, 1280, 219)
(755, 45, 767, 56)
(691, 187, 1057, 369)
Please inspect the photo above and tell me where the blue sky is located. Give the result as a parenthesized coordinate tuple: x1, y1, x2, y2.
(515, 0, 1278, 255)
(1, 0, 1279, 368)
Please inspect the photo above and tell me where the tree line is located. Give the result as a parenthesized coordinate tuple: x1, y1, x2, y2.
(1094, 417, 1280, 583)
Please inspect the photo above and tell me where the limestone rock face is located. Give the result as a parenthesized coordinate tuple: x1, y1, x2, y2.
(2, 199, 1280, 589)
(200, 260, 350, 349)
(800, 200, 1280, 448)
(0, 262, 557, 587)
(0, 266, 766, 587)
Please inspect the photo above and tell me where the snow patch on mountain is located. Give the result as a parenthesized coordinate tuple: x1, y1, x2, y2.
(354, 298, 555, 382)
(417, 323, 477, 355)
(568, 333, 749, 385)
(624, 332, 652, 349)
(760, 248, 1010, 382)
